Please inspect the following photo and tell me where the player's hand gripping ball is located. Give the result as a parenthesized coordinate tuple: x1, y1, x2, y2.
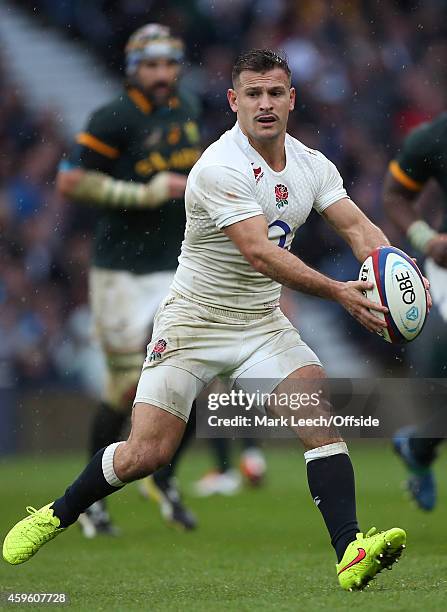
(358, 246, 428, 343)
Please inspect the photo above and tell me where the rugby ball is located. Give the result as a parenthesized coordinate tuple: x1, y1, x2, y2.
(358, 246, 427, 343)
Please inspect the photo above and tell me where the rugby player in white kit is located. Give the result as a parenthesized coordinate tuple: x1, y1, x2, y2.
(4, 50, 422, 591)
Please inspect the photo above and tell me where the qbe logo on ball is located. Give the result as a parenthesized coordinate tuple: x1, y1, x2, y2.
(359, 246, 428, 343)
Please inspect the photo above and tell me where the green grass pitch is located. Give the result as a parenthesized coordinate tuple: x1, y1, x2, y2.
(0, 443, 446, 611)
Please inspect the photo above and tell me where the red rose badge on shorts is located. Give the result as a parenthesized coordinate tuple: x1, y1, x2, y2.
(275, 184, 289, 209)
(149, 339, 167, 362)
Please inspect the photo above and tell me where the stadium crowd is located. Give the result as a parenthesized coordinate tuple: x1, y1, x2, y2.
(2, 0, 447, 390)
(0, 54, 103, 392)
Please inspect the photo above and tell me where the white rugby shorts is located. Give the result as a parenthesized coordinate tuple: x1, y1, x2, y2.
(134, 292, 322, 421)
(89, 267, 175, 352)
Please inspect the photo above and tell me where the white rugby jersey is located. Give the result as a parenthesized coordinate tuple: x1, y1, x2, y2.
(172, 122, 347, 313)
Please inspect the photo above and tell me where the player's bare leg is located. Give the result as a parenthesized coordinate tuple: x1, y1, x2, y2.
(139, 404, 197, 530)
(3, 404, 186, 565)
(267, 365, 406, 590)
(84, 342, 197, 535)
(112, 404, 186, 481)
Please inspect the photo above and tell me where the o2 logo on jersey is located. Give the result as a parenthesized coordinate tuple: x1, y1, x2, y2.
(268, 220, 291, 249)
(275, 184, 289, 209)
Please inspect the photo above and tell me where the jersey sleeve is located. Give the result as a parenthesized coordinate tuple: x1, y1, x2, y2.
(194, 165, 263, 229)
(313, 155, 348, 214)
(389, 122, 435, 191)
(65, 106, 123, 173)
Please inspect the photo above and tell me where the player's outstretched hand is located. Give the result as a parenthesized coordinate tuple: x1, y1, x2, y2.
(422, 276, 433, 311)
(426, 234, 447, 268)
(335, 280, 388, 334)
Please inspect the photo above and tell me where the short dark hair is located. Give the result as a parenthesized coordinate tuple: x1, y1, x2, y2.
(232, 49, 291, 86)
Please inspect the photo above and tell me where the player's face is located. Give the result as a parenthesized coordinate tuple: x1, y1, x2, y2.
(227, 68, 295, 142)
(136, 58, 180, 104)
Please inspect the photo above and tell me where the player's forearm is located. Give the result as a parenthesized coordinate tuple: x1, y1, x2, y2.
(249, 243, 342, 301)
(346, 221, 390, 263)
(323, 199, 389, 262)
(58, 169, 170, 209)
(70, 171, 149, 208)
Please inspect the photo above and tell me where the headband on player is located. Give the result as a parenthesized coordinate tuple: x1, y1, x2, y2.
(125, 24, 184, 75)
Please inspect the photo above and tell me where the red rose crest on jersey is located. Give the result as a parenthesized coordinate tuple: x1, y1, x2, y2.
(275, 184, 289, 209)
(251, 162, 264, 184)
(149, 339, 167, 362)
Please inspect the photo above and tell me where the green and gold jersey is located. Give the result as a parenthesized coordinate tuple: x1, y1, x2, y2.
(389, 112, 447, 228)
(66, 86, 201, 274)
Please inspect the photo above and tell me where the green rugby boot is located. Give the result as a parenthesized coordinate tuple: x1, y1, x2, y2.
(3, 504, 65, 565)
(337, 527, 406, 591)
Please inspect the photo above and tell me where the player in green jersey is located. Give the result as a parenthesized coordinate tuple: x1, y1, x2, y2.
(384, 113, 447, 511)
(56, 24, 201, 535)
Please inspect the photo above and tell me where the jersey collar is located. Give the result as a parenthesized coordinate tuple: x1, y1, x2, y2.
(232, 122, 250, 152)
